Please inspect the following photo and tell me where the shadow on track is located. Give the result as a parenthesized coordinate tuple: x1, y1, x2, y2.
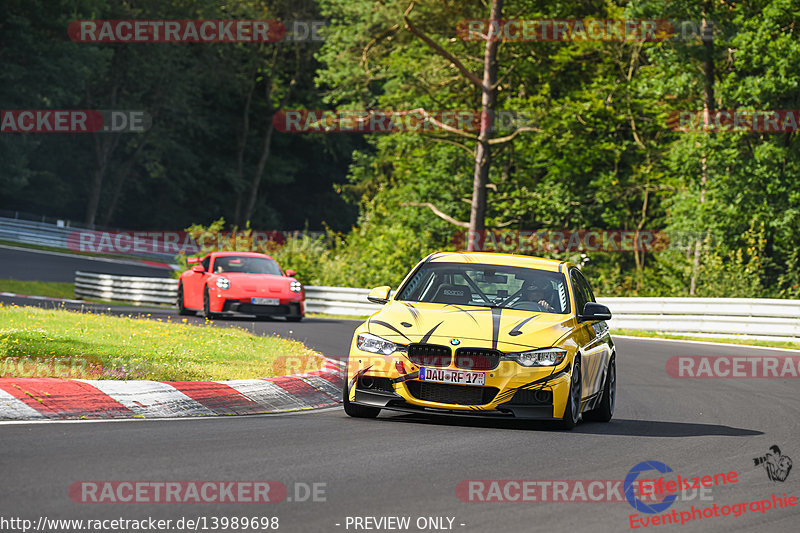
(368, 413, 763, 437)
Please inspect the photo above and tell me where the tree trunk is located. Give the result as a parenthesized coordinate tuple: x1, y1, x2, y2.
(100, 129, 152, 226)
(85, 133, 120, 227)
(690, 5, 715, 295)
(467, 0, 502, 250)
(243, 118, 276, 223)
(234, 74, 256, 226)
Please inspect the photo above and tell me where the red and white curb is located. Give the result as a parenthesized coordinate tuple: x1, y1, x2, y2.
(0, 358, 345, 421)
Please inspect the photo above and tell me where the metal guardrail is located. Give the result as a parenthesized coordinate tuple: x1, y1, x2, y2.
(0, 216, 177, 262)
(303, 286, 383, 316)
(75, 271, 178, 306)
(71, 273, 800, 342)
(598, 297, 800, 342)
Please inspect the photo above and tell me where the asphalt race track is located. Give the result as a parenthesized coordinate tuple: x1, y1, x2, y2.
(0, 245, 173, 282)
(1, 295, 798, 532)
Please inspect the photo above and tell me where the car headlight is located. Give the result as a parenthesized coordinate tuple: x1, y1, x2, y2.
(504, 347, 567, 367)
(216, 277, 230, 290)
(356, 332, 398, 355)
(290, 280, 302, 292)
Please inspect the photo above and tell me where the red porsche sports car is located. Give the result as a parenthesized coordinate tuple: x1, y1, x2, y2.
(177, 251, 304, 321)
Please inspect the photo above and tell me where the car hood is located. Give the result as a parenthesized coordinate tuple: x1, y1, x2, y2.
(366, 300, 574, 352)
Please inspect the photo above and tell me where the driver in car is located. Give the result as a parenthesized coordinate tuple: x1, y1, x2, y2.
(523, 283, 555, 312)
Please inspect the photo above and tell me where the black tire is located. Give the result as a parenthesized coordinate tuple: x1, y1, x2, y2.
(342, 371, 380, 418)
(584, 357, 615, 422)
(558, 358, 582, 429)
(177, 283, 193, 316)
(203, 287, 217, 320)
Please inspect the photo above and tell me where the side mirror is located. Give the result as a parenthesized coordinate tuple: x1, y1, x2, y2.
(579, 302, 611, 322)
(191, 265, 205, 273)
(285, 269, 297, 277)
(367, 285, 391, 304)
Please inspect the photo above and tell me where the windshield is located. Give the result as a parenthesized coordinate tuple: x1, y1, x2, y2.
(211, 256, 282, 275)
(395, 262, 570, 314)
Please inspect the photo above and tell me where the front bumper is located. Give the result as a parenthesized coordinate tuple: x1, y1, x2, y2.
(217, 299, 304, 317)
(353, 388, 557, 419)
(347, 350, 572, 420)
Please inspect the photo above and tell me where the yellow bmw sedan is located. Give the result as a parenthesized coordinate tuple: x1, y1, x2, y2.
(344, 252, 615, 429)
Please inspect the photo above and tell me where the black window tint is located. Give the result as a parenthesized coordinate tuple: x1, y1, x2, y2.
(574, 270, 596, 303)
(571, 270, 587, 314)
(201, 256, 211, 271)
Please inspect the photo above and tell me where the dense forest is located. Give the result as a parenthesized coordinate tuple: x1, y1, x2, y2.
(2, 0, 799, 297)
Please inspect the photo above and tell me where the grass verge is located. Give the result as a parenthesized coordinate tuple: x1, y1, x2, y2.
(612, 328, 800, 351)
(0, 279, 75, 299)
(0, 304, 324, 380)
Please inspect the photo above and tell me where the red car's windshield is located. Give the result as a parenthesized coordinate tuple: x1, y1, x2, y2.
(212, 256, 282, 275)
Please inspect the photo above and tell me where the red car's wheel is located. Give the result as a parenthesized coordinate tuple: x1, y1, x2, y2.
(203, 287, 217, 320)
(177, 283, 193, 316)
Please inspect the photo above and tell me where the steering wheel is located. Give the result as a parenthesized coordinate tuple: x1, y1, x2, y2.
(513, 301, 547, 312)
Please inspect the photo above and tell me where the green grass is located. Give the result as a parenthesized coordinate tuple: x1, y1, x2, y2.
(612, 328, 800, 351)
(0, 279, 75, 299)
(0, 304, 324, 380)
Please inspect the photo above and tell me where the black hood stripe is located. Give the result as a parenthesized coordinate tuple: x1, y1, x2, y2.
(369, 319, 412, 342)
(490, 307, 502, 351)
(404, 302, 422, 325)
(419, 321, 443, 344)
(443, 304, 484, 326)
(508, 315, 538, 336)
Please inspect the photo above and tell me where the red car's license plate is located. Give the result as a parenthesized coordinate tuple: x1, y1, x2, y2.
(251, 298, 279, 305)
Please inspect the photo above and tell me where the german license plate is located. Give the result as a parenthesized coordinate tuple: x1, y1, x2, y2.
(251, 298, 279, 306)
(419, 367, 485, 386)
